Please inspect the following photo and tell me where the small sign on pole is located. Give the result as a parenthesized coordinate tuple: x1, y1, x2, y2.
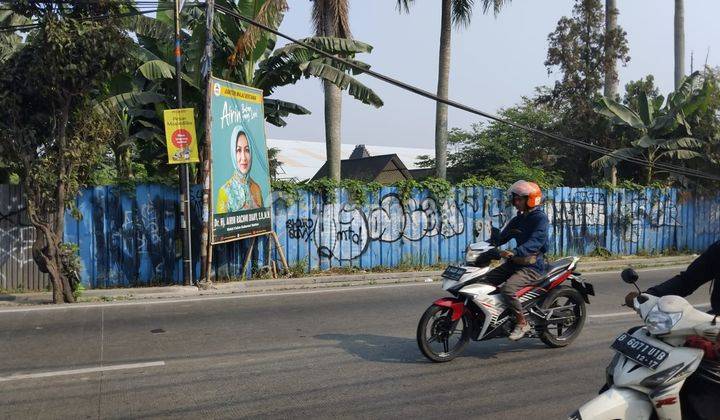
(164, 108, 199, 164)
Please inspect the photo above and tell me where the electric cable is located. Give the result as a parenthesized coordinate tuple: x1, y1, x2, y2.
(214, 2, 720, 182)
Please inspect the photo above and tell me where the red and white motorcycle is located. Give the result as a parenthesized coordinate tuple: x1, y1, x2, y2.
(417, 228, 595, 362)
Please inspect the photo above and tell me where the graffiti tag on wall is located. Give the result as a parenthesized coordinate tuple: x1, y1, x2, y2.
(284, 193, 467, 261)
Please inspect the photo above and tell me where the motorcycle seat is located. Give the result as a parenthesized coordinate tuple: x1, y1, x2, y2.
(545, 257, 575, 277)
(512, 258, 576, 297)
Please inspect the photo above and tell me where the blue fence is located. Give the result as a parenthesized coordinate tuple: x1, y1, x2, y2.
(63, 185, 720, 288)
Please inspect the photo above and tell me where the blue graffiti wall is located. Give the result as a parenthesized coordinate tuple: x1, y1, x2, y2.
(63, 185, 720, 288)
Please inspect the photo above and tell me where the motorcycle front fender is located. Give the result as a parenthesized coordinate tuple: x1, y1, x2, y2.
(571, 387, 653, 420)
(433, 297, 465, 321)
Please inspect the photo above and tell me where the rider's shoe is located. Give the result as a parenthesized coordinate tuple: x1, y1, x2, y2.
(509, 322, 531, 341)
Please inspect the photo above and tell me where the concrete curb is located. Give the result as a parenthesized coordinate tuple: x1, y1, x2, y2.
(0, 255, 696, 306)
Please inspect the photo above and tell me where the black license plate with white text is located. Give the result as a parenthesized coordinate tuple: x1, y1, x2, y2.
(611, 333, 668, 370)
(441, 265, 466, 281)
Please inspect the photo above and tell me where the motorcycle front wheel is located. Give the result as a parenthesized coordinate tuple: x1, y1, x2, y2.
(417, 304, 470, 362)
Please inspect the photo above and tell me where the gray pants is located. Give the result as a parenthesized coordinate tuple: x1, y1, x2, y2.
(484, 263, 543, 315)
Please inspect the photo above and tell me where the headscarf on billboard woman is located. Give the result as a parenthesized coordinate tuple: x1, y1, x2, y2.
(215, 124, 264, 213)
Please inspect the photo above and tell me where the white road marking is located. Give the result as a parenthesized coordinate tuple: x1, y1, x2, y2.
(589, 303, 711, 319)
(0, 361, 165, 382)
(0, 265, 693, 314)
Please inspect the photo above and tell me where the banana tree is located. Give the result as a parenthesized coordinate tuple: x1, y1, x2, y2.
(593, 71, 713, 184)
(255, 37, 383, 107)
(0, 10, 31, 62)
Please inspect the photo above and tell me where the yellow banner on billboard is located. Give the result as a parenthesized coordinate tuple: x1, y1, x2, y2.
(212, 81, 263, 103)
(164, 108, 199, 164)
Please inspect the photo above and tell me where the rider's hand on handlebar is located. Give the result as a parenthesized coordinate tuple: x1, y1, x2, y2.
(499, 250, 514, 259)
(624, 292, 639, 308)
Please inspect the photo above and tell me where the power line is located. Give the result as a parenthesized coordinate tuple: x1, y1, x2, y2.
(3, 0, 717, 182)
(0, 6, 175, 33)
(214, 2, 720, 183)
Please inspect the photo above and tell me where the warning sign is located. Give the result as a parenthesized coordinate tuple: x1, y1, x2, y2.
(164, 108, 199, 164)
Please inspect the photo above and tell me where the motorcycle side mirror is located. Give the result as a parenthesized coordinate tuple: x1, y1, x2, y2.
(489, 227, 501, 246)
(621, 268, 639, 284)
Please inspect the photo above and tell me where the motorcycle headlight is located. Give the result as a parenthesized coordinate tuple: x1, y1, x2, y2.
(645, 305, 682, 335)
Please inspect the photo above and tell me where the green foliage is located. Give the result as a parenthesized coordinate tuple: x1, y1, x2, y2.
(287, 260, 307, 278)
(421, 177, 453, 202)
(341, 179, 381, 206)
(0, 4, 133, 302)
(257, 36, 383, 108)
(419, 99, 565, 187)
(271, 179, 301, 204)
(0, 9, 30, 62)
(596, 179, 669, 191)
(59, 243, 84, 298)
(303, 178, 340, 203)
(272, 176, 515, 205)
(594, 72, 713, 184)
(394, 179, 422, 202)
(456, 175, 504, 189)
(588, 246, 613, 258)
(540, 0, 630, 185)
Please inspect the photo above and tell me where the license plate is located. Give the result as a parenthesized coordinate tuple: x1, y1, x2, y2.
(441, 265, 466, 281)
(611, 333, 669, 370)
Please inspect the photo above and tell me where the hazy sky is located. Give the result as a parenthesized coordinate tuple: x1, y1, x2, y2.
(266, 0, 720, 150)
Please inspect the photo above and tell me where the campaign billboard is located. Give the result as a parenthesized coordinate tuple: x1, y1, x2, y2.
(210, 77, 272, 243)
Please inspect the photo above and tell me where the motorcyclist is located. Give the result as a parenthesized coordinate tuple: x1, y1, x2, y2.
(624, 241, 720, 419)
(484, 180, 549, 341)
(624, 240, 720, 314)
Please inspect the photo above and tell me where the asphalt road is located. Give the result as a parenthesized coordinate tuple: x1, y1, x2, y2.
(0, 266, 710, 420)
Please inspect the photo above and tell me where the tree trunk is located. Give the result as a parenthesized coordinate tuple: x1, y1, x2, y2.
(604, 0, 619, 99)
(604, 0, 619, 186)
(41, 100, 75, 303)
(320, 4, 344, 182)
(674, 0, 685, 89)
(324, 81, 342, 181)
(434, 0, 452, 180)
(27, 201, 74, 303)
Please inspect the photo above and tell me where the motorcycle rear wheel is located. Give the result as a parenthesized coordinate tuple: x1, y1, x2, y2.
(539, 286, 586, 348)
(417, 304, 470, 362)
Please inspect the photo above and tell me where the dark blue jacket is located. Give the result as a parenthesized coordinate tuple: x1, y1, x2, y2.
(499, 208, 549, 274)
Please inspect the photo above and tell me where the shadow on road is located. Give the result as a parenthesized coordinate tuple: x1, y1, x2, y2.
(315, 333, 546, 364)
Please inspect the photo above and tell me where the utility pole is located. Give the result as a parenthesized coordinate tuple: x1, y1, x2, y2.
(175, 0, 194, 286)
(200, 0, 215, 285)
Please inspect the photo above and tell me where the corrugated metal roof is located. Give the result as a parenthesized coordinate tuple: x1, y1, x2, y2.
(267, 139, 433, 181)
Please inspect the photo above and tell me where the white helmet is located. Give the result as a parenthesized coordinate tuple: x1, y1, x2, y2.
(508, 180, 543, 208)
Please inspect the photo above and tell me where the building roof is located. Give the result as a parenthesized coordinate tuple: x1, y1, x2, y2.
(349, 144, 371, 159)
(408, 168, 435, 180)
(267, 139, 433, 181)
(312, 154, 412, 182)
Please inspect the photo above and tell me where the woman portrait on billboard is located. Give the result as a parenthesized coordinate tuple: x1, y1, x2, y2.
(216, 127, 264, 213)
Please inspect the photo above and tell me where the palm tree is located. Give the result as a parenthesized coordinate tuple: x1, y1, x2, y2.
(397, 0, 511, 180)
(310, 0, 352, 181)
(674, 0, 685, 89)
(103, 1, 381, 175)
